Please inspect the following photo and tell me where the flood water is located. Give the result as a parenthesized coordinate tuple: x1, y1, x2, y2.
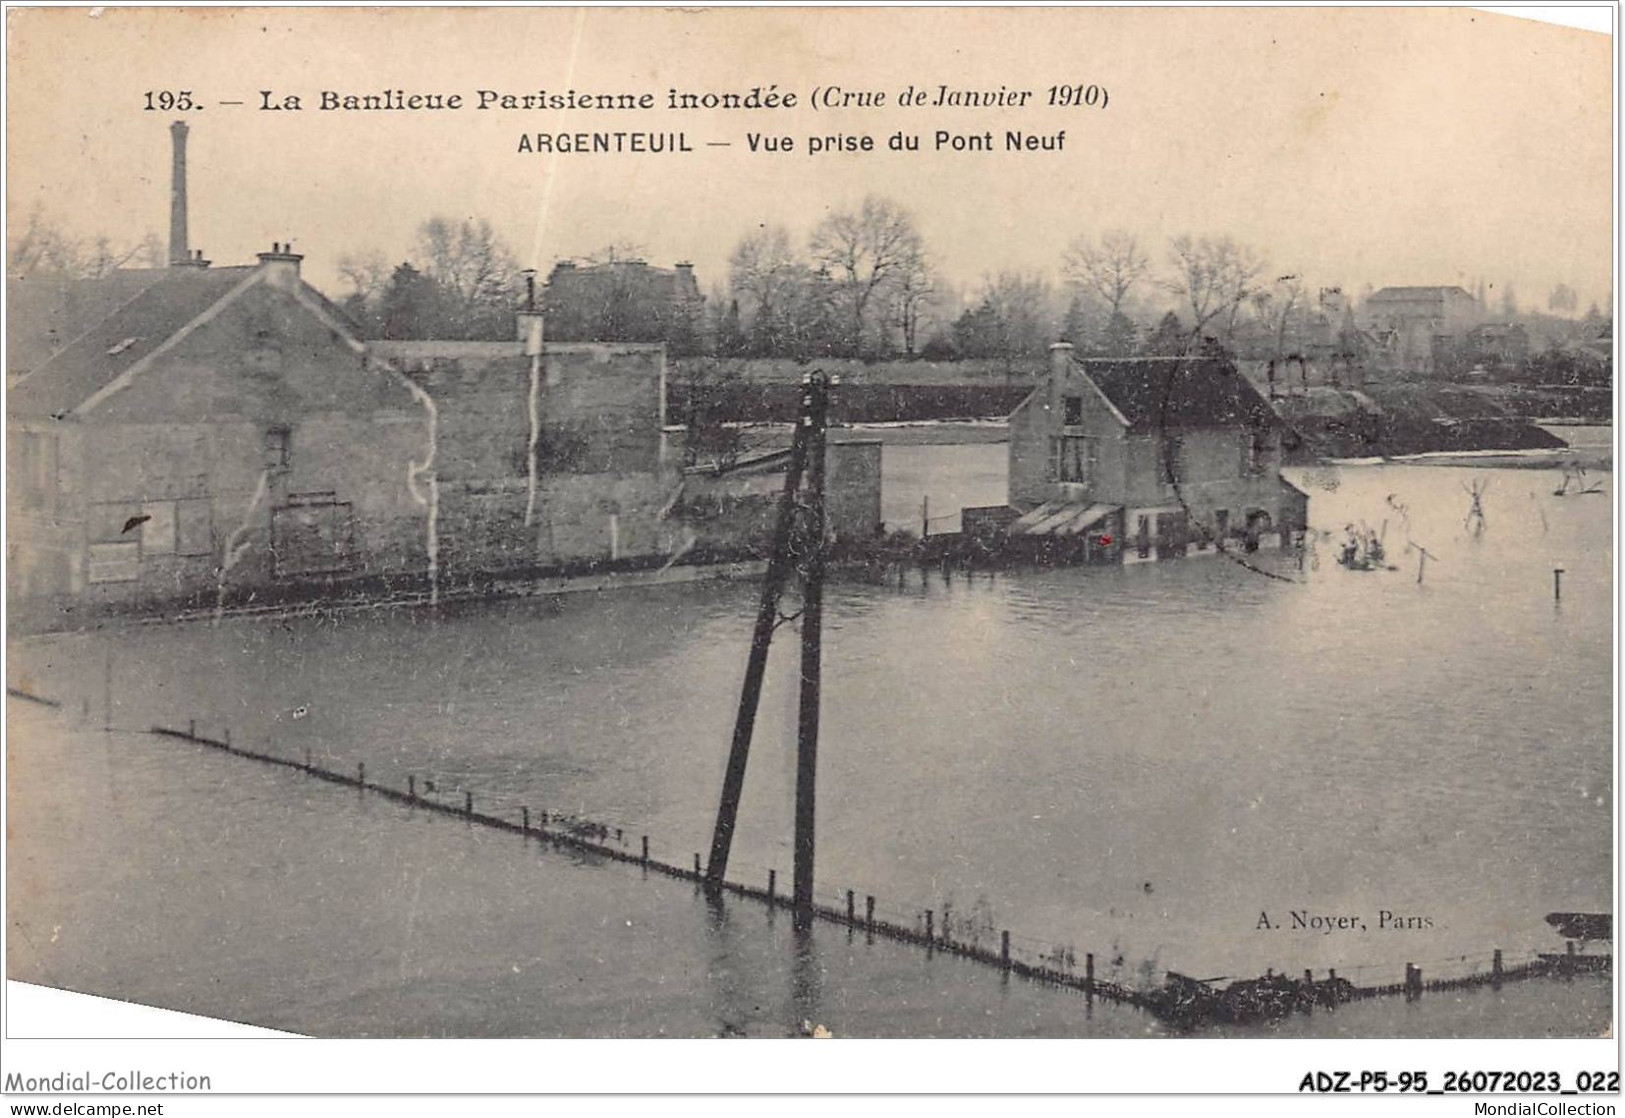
(7, 448, 1613, 1037)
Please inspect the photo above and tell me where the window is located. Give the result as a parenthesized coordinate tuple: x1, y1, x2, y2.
(1244, 429, 1271, 475)
(1058, 435, 1098, 485)
(176, 499, 214, 557)
(1160, 436, 1184, 486)
(14, 431, 58, 511)
(140, 501, 176, 554)
(1062, 395, 1083, 426)
(264, 426, 291, 473)
(271, 499, 355, 578)
(87, 542, 140, 583)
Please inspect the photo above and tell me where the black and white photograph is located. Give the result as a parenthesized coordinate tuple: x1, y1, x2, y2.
(1, 2, 1616, 1102)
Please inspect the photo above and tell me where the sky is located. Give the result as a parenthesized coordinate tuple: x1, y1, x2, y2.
(5, 6, 1614, 314)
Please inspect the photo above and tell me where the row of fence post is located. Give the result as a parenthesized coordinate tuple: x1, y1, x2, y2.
(150, 717, 1599, 1023)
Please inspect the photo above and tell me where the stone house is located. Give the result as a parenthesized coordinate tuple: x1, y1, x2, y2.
(543, 258, 705, 354)
(1363, 285, 1481, 375)
(8, 247, 437, 617)
(1005, 343, 1308, 562)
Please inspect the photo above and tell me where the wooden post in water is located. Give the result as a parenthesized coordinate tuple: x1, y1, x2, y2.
(188, 718, 196, 738)
(641, 836, 650, 866)
(464, 791, 473, 818)
(522, 807, 530, 834)
(357, 762, 365, 787)
(865, 895, 875, 930)
(768, 868, 776, 905)
(924, 909, 934, 946)
(705, 387, 814, 888)
(1554, 568, 1565, 601)
(694, 853, 703, 876)
(1415, 547, 1432, 585)
(103, 649, 112, 733)
(1001, 930, 1011, 970)
(304, 747, 312, 773)
(408, 775, 416, 803)
(922, 495, 930, 539)
(1085, 953, 1095, 997)
(1492, 949, 1503, 986)
(846, 890, 855, 924)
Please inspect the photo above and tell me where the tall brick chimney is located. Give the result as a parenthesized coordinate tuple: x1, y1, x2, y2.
(168, 120, 190, 267)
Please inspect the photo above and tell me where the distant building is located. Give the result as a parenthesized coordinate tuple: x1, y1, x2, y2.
(1363, 285, 1480, 374)
(1004, 343, 1307, 561)
(1466, 322, 1531, 369)
(543, 258, 705, 354)
(371, 330, 682, 577)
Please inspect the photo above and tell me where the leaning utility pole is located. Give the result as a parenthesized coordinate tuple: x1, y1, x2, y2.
(705, 372, 832, 890)
(793, 372, 830, 922)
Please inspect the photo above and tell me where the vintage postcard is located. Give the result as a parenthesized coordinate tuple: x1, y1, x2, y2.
(2, 2, 1616, 1101)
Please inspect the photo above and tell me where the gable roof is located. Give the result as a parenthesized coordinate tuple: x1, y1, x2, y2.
(1070, 356, 1278, 432)
(7, 269, 173, 378)
(9, 266, 258, 419)
(1366, 286, 1474, 302)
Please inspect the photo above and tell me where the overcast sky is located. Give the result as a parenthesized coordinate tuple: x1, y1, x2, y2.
(6, 6, 1613, 313)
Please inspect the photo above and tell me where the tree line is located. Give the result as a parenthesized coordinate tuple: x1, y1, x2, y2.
(8, 200, 1610, 371)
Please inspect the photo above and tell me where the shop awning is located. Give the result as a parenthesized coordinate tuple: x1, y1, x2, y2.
(1008, 502, 1119, 537)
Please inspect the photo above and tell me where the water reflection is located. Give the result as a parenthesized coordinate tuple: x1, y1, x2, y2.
(789, 922, 823, 1037)
(7, 461, 1611, 992)
(701, 889, 750, 1038)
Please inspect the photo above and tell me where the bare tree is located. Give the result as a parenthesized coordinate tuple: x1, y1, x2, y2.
(890, 252, 937, 357)
(413, 217, 521, 316)
(1162, 234, 1267, 347)
(1062, 229, 1150, 319)
(728, 225, 801, 329)
(1548, 283, 1579, 316)
(9, 205, 160, 279)
(1254, 274, 1307, 355)
(337, 250, 391, 306)
(809, 195, 924, 356)
(981, 271, 1057, 361)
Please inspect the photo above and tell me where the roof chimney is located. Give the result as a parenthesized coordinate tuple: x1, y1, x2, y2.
(168, 121, 191, 267)
(256, 242, 303, 289)
(1048, 340, 1075, 379)
(517, 271, 544, 355)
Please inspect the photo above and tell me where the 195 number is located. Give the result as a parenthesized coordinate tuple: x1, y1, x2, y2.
(142, 91, 200, 111)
